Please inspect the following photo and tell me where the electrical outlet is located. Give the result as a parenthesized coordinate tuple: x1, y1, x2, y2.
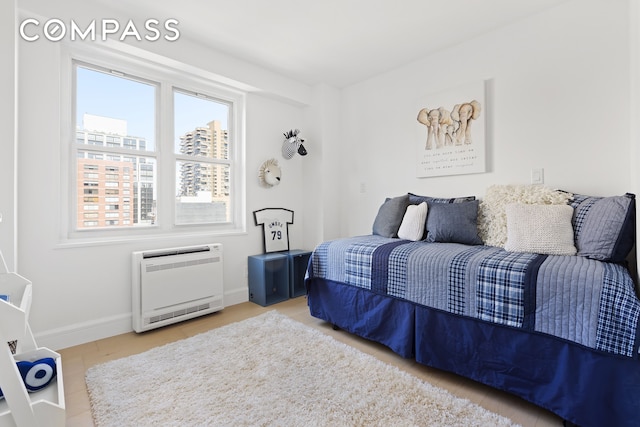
(531, 168, 544, 184)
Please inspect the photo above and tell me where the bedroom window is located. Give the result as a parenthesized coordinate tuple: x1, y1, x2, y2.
(74, 64, 157, 231)
(67, 48, 245, 241)
(174, 90, 232, 225)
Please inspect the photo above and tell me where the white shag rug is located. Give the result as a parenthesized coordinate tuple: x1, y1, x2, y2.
(86, 311, 519, 427)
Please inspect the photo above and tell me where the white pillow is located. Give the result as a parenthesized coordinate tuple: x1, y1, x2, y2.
(398, 202, 428, 241)
(478, 185, 573, 248)
(504, 203, 577, 255)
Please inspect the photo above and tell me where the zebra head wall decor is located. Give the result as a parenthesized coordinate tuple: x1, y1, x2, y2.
(282, 129, 307, 159)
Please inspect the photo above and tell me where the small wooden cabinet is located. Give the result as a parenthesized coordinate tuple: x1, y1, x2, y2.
(248, 250, 311, 306)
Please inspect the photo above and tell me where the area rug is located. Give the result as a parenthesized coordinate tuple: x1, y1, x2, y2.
(86, 311, 518, 426)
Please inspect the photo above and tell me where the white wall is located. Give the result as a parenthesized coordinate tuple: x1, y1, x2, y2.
(16, 2, 315, 349)
(0, 0, 17, 272)
(342, 0, 636, 237)
(630, 0, 640, 283)
(302, 84, 345, 249)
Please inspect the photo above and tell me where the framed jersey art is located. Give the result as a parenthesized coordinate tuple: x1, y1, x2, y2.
(253, 208, 294, 253)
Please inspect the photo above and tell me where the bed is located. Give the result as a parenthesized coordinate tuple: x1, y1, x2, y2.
(305, 187, 639, 427)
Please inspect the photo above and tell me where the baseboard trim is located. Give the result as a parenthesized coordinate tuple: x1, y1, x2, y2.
(36, 287, 249, 351)
(223, 288, 249, 307)
(35, 313, 133, 351)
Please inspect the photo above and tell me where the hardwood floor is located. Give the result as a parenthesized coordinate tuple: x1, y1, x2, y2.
(60, 296, 563, 426)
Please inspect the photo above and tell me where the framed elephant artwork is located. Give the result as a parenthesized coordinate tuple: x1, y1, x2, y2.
(415, 80, 487, 178)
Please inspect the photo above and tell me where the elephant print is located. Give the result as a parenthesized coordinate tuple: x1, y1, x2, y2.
(417, 108, 440, 150)
(451, 100, 481, 145)
(417, 100, 481, 149)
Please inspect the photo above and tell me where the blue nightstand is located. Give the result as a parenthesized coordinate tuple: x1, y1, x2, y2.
(287, 250, 311, 298)
(248, 250, 311, 306)
(248, 253, 290, 306)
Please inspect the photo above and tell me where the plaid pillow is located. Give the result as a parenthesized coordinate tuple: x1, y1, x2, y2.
(568, 192, 635, 262)
(408, 192, 475, 205)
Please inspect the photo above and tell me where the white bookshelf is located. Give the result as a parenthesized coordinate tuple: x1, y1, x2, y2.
(0, 255, 65, 427)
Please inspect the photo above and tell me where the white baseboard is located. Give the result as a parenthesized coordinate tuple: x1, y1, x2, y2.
(35, 313, 133, 351)
(223, 287, 249, 307)
(36, 287, 249, 351)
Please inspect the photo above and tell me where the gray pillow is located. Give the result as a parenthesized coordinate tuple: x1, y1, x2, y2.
(372, 194, 411, 238)
(569, 193, 636, 262)
(425, 200, 483, 245)
(408, 192, 475, 205)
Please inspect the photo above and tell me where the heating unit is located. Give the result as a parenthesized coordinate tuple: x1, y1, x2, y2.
(132, 243, 223, 332)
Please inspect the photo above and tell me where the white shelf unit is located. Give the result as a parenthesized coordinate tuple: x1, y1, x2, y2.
(0, 256, 65, 427)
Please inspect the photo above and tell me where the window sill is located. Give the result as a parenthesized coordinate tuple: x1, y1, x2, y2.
(56, 226, 247, 249)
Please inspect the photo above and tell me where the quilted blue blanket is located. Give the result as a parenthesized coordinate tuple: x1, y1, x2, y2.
(309, 235, 640, 357)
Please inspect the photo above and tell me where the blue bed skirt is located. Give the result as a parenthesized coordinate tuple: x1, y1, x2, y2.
(306, 277, 415, 358)
(306, 277, 640, 427)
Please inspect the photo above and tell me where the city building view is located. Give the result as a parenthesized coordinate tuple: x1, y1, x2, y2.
(76, 113, 230, 229)
(176, 120, 231, 224)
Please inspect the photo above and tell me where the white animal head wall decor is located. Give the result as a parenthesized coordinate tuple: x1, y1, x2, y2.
(258, 158, 282, 187)
(282, 129, 308, 159)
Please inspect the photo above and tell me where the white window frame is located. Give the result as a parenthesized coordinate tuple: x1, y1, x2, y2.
(173, 88, 234, 226)
(59, 43, 246, 244)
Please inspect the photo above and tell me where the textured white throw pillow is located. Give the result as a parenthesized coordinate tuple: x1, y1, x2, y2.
(504, 203, 577, 255)
(478, 185, 573, 248)
(398, 202, 428, 241)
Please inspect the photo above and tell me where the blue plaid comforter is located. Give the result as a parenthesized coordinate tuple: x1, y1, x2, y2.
(309, 235, 640, 357)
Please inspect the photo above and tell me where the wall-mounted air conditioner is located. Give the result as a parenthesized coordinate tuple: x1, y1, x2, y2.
(131, 244, 223, 332)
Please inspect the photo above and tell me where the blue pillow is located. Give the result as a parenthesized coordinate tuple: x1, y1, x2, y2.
(0, 357, 57, 398)
(425, 200, 483, 245)
(372, 194, 411, 238)
(569, 192, 636, 262)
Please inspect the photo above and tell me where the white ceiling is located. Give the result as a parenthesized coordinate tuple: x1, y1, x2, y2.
(98, 0, 569, 87)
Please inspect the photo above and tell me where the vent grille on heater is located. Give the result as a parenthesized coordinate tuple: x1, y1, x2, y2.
(145, 257, 220, 273)
(146, 303, 212, 325)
